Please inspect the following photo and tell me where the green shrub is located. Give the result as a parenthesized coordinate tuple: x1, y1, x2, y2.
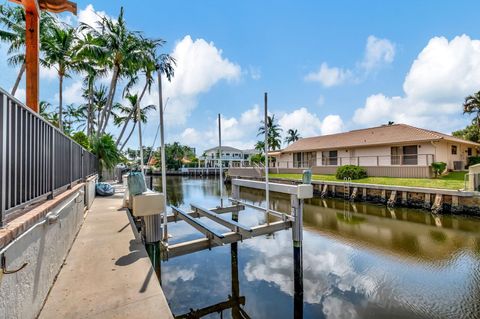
(431, 162, 447, 177)
(467, 156, 480, 167)
(336, 165, 367, 180)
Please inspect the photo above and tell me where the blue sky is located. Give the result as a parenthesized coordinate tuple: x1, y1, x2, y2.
(1, 0, 480, 154)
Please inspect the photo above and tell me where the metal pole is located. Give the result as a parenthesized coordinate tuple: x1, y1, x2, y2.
(291, 194, 303, 319)
(137, 103, 145, 177)
(264, 92, 269, 214)
(0, 93, 7, 227)
(218, 114, 223, 207)
(158, 71, 168, 242)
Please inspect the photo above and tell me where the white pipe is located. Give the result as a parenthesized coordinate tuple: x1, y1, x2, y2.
(158, 72, 168, 242)
(264, 92, 269, 214)
(218, 114, 224, 207)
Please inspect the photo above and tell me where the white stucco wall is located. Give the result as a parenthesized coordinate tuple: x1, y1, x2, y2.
(0, 181, 95, 319)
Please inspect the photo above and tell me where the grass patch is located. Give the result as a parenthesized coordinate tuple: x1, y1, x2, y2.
(269, 171, 467, 190)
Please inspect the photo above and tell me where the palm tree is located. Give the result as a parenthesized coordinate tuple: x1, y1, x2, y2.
(463, 91, 480, 128)
(42, 23, 77, 131)
(284, 129, 301, 145)
(91, 134, 121, 180)
(254, 141, 265, 153)
(0, 5, 54, 95)
(257, 114, 283, 151)
(80, 7, 144, 135)
(75, 33, 108, 138)
(115, 93, 156, 151)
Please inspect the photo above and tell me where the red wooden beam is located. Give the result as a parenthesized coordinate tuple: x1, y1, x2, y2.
(8, 0, 76, 112)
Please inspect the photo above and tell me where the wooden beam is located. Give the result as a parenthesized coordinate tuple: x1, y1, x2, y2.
(190, 203, 253, 238)
(171, 206, 225, 245)
(164, 220, 291, 259)
(24, 0, 39, 112)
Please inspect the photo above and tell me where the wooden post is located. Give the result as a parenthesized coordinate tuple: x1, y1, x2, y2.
(24, 1, 40, 112)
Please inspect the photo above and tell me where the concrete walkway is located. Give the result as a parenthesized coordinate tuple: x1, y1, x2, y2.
(39, 188, 173, 319)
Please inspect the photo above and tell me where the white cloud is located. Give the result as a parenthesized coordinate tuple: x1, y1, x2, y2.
(54, 80, 84, 105)
(353, 35, 480, 131)
(360, 35, 395, 72)
(140, 35, 242, 126)
(278, 107, 344, 137)
(321, 115, 344, 135)
(248, 66, 261, 80)
(305, 63, 352, 87)
(317, 95, 325, 106)
(77, 4, 110, 28)
(306, 35, 395, 87)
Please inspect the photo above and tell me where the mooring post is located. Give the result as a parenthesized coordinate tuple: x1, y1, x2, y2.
(144, 215, 162, 279)
(291, 193, 303, 319)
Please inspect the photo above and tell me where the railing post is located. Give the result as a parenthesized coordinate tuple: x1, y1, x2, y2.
(1, 93, 7, 227)
(69, 139, 73, 189)
(49, 129, 55, 199)
(81, 149, 84, 181)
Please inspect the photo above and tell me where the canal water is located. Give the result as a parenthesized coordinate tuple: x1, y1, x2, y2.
(156, 176, 480, 319)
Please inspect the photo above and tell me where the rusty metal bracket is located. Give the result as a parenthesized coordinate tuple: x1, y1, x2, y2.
(1, 254, 28, 275)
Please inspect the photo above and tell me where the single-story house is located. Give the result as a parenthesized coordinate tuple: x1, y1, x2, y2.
(270, 124, 480, 178)
(201, 146, 260, 167)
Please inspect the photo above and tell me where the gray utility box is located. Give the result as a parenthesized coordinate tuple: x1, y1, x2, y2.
(467, 164, 480, 191)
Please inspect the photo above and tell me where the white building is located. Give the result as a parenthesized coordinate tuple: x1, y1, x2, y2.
(201, 146, 259, 167)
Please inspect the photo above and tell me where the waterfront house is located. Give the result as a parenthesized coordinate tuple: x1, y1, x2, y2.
(201, 146, 259, 167)
(269, 124, 480, 178)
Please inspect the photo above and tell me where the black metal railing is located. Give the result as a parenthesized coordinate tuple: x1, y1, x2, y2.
(0, 88, 98, 226)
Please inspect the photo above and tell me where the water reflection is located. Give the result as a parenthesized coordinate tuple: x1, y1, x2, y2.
(161, 177, 480, 318)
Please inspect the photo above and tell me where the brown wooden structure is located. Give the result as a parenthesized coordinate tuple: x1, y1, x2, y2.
(8, 0, 77, 112)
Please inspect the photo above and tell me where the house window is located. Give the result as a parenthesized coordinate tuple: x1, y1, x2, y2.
(391, 147, 401, 165)
(451, 145, 457, 155)
(468, 148, 472, 156)
(322, 151, 337, 166)
(294, 152, 317, 167)
(402, 145, 418, 165)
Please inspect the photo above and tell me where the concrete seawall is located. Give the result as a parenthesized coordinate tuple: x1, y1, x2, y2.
(0, 177, 96, 319)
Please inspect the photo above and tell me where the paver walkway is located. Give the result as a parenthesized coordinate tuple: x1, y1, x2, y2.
(39, 188, 173, 319)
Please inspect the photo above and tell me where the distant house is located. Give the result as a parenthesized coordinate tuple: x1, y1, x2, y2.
(270, 124, 480, 177)
(201, 146, 260, 167)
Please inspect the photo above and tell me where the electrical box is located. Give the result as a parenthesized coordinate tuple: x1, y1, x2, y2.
(131, 192, 166, 217)
(297, 184, 313, 199)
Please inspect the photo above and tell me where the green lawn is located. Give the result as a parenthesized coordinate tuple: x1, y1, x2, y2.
(269, 171, 468, 190)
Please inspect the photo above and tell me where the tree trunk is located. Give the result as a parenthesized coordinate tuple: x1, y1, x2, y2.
(120, 121, 137, 152)
(11, 62, 26, 96)
(116, 81, 149, 146)
(87, 81, 94, 138)
(99, 65, 119, 136)
(58, 74, 63, 131)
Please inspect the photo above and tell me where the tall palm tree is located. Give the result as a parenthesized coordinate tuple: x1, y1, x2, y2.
(80, 7, 144, 135)
(257, 114, 283, 151)
(254, 141, 265, 153)
(284, 128, 301, 145)
(42, 23, 77, 131)
(115, 93, 156, 151)
(75, 33, 108, 138)
(463, 91, 480, 128)
(0, 5, 54, 96)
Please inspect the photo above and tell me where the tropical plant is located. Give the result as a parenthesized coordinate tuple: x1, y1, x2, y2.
(254, 141, 265, 153)
(284, 128, 301, 144)
(463, 91, 480, 127)
(257, 114, 283, 151)
(80, 7, 144, 135)
(336, 165, 367, 180)
(71, 131, 90, 150)
(452, 121, 480, 143)
(115, 93, 156, 151)
(431, 162, 447, 178)
(42, 22, 78, 131)
(0, 5, 54, 95)
(91, 134, 121, 178)
(75, 33, 108, 137)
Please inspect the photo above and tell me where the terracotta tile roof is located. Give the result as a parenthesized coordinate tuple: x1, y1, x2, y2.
(281, 124, 480, 153)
